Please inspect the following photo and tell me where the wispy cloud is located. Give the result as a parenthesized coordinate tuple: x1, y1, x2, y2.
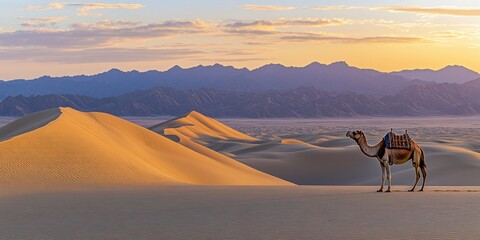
(224, 18, 348, 35)
(226, 18, 347, 28)
(20, 16, 66, 28)
(281, 32, 426, 44)
(376, 6, 480, 16)
(0, 47, 202, 63)
(0, 20, 209, 48)
(350, 36, 426, 44)
(243, 4, 295, 11)
(26, 2, 144, 16)
(311, 6, 363, 10)
(72, 3, 144, 16)
(27, 2, 65, 10)
(309, 5, 480, 17)
(70, 20, 140, 29)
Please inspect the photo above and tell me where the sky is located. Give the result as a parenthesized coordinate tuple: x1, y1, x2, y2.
(0, 0, 479, 79)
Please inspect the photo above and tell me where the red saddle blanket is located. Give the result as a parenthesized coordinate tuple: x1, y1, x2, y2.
(384, 132, 411, 150)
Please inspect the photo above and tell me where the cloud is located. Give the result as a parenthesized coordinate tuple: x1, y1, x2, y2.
(243, 5, 295, 11)
(0, 47, 203, 63)
(226, 18, 346, 28)
(377, 6, 480, 16)
(71, 3, 144, 16)
(281, 32, 426, 44)
(70, 20, 140, 29)
(20, 16, 66, 28)
(309, 5, 480, 17)
(27, 2, 65, 10)
(0, 20, 209, 48)
(26, 2, 144, 16)
(223, 29, 275, 35)
(311, 6, 363, 10)
(349, 36, 426, 43)
(223, 18, 348, 35)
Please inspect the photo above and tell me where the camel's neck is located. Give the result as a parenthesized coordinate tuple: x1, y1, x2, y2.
(356, 135, 382, 158)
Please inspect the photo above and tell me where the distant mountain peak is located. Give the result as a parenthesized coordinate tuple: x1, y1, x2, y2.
(255, 63, 286, 71)
(329, 61, 349, 67)
(169, 65, 183, 71)
(443, 64, 463, 68)
(392, 64, 479, 84)
(440, 65, 477, 73)
(106, 68, 123, 73)
(305, 62, 324, 68)
(190, 63, 234, 70)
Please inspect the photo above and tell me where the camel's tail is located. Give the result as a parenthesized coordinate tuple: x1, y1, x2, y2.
(419, 148, 426, 169)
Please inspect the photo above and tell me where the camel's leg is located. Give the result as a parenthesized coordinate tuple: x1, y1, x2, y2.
(385, 164, 392, 192)
(420, 164, 427, 191)
(378, 161, 386, 192)
(409, 166, 420, 192)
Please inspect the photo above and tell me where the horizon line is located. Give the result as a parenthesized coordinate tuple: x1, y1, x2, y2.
(1, 61, 476, 81)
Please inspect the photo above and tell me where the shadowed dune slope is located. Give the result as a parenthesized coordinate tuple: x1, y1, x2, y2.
(0, 108, 291, 188)
(150, 111, 257, 141)
(0, 108, 61, 142)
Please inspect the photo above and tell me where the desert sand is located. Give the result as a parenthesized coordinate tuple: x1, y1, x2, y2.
(1, 111, 480, 239)
(0, 107, 290, 189)
(0, 186, 479, 239)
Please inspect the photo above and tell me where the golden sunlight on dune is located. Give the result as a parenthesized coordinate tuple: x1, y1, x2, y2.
(150, 111, 257, 141)
(0, 108, 291, 189)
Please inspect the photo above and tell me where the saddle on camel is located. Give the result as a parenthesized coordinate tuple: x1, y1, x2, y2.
(384, 129, 411, 150)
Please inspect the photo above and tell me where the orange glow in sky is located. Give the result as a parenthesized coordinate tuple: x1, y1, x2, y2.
(0, 1, 479, 79)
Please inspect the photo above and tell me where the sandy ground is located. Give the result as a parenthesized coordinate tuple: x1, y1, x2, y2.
(1, 186, 479, 240)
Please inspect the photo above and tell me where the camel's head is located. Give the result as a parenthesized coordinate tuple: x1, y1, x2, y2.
(346, 130, 364, 142)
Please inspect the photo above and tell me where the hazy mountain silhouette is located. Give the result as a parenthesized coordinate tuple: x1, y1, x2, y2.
(1, 62, 479, 117)
(0, 62, 423, 100)
(391, 65, 480, 84)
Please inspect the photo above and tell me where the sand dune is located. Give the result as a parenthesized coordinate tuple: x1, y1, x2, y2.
(0, 108, 291, 188)
(150, 111, 257, 141)
(147, 111, 294, 186)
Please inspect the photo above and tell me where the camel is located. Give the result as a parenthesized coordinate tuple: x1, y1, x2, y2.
(346, 130, 426, 192)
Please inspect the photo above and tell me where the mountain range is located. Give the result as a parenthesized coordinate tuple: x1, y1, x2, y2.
(0, 61, 427, 99)
(1, 62, 479, 117)
(391, 65, 480, 84)
(2, 79, 480, 117)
